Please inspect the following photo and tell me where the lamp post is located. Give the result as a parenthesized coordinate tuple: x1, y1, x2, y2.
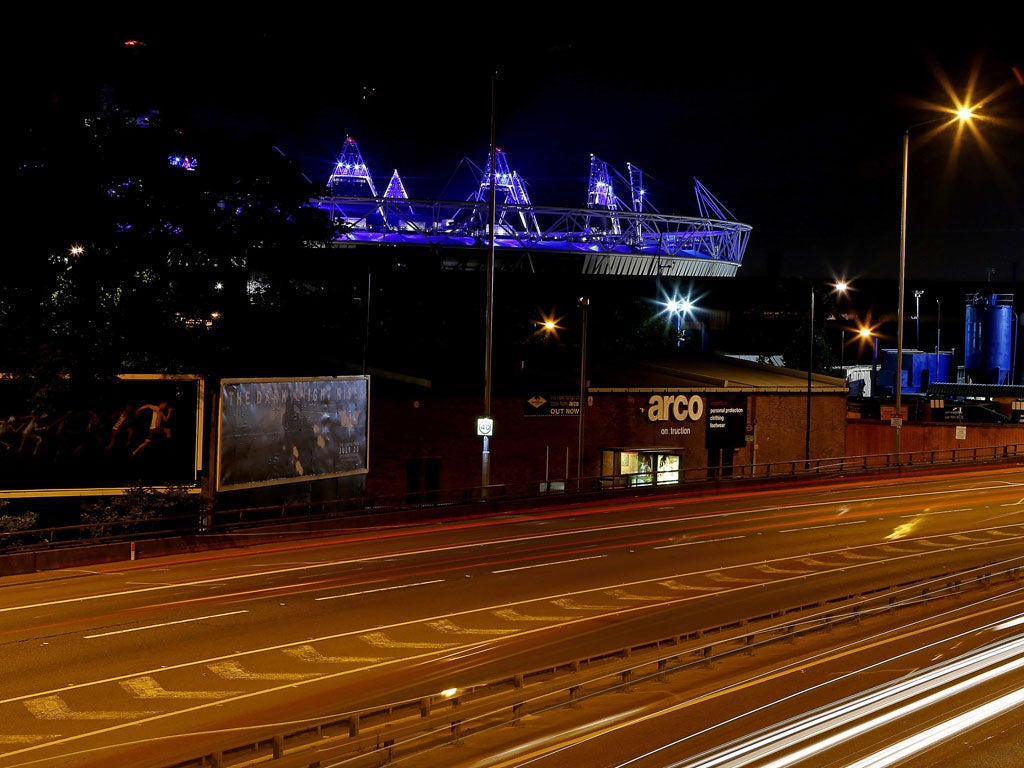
(860, 327, 878, 396)
(577, 296, 590, 489)
(480, 72, 497, 497)
(913, 290, 924, 349)
(666, 298, 683, 347)
(896, 106, 974, 463)
(804, 283, 815, 469)
(805, 281, 848, 469)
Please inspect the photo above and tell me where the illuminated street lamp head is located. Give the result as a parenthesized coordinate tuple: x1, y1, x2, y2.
(665, 297, 695, 315)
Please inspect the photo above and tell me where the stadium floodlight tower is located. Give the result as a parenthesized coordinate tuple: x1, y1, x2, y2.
(586, 155, 621, 235)
(327, 136, 378, 196)
(383, 169, 414, 217)
(627, 162, 647, 241)
(467, 148, 539, 235)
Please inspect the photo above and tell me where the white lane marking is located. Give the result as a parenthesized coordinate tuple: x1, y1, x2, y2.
(426, 619, 518, 635)
(656, 535, 745, 549)
(550, 598, 622, 610)
(359, 631, 461, 649)
(314, 579, 444, 600)
(120, 677, 240, 700)
(492, 555, 605, 574)
(283, 645, 386, 663)
(492, 608, 577, 622)
(659, 579, 723, 592)
(707, 573, 762, 584)
(604, 589, 667, 601)
(83, 610, 248, 638)
(779, 520, 867, 533)
(25, 696, 158, 720)
(206, 662, 319, 681)
(756, 564, 815, 574)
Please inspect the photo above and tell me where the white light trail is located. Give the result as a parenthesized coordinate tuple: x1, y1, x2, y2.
(843, 687, 1024, 768)
(663, 634, 1024, 768)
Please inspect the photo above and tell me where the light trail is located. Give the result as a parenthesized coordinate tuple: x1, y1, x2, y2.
(644, 635, 1024, 768)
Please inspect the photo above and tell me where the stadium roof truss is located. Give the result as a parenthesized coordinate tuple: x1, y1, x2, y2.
(313, 139, 752, 277)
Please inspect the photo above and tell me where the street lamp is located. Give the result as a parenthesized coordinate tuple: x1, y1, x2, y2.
(860, 327, 879, 396)
(805, 280, 848, 469)
(664, 296, 705, 351)
(913, 290, 924, 349)
(666, 298, 683, 347)
(577, 296, 590, 489)
(895, 106, 975, 462)
(480, 72, 498, 498)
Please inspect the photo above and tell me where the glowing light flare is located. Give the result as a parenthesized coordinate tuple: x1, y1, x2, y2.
(657, 291, 702, 322)
(535, 309, 565, 340)
(885, 517, 921, 540)
(907, 58, 1019, 201)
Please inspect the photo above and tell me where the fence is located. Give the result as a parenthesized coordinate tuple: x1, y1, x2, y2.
(3, 442, 1024, 569)
(164, 557, 1024, 768)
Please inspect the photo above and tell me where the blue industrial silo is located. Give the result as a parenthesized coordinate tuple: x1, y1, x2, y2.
(964, 293, 1016, 385)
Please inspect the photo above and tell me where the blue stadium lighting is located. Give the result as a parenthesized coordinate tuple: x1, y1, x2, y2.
(168, 155, 197, 171)
(312, 138, 753, 276)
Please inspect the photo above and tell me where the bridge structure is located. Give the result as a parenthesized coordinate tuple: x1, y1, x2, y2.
(311, 137, 752, 277)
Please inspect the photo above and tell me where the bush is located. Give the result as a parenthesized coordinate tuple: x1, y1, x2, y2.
(0, 503, 41, 549)
(80, 483, 206, 538)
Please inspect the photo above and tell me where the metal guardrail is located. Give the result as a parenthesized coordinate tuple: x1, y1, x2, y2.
(4, 443, 1024, 556)
(164, 557, 1024, 768)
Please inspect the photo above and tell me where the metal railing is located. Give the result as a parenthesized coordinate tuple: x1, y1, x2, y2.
(3, 442, 1024, 558)
(163, 557, 1024, 768)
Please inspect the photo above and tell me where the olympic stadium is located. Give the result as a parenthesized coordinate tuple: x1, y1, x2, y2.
(309, 137, 752, 276)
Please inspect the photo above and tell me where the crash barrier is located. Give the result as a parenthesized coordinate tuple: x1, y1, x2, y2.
(4, 443, 1024, 576)
(164, 557, 1024, 768)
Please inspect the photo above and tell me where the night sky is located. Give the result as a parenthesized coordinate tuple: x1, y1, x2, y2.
(15, 14, 1023, 284)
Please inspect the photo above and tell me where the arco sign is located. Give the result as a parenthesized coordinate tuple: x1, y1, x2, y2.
(645, 394, 704, 423)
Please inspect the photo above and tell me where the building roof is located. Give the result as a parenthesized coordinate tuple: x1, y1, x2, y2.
(589, 353, 848, 394)
(926, 382, 1024, 399)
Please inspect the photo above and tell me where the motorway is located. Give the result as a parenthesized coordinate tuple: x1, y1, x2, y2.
(1, 466, 1023, 768)
(401, 580, 1024, 768)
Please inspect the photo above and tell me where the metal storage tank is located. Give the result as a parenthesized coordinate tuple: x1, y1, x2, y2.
(964, 293, 1015, 385)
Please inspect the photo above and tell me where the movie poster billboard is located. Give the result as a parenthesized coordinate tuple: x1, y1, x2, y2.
(216, 376, 369, 491)
(0, 374, 203, 497)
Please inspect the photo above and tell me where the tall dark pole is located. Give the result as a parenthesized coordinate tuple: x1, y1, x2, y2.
(914, 290, 924, 349)
(481, 72, 497, 497)
(577, 297, 590, 489)
(804, 284, 814, 469)
(362, 269, 371, 376)
(895, 129, 909, 464)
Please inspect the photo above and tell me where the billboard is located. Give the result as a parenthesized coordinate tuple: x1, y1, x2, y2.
(0, 374, 203, 497)
(216, 376, 369, 491)
(705, 393, 748, 450)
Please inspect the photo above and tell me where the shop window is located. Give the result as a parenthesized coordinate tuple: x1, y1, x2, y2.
(610, 450, 680, 487)
(656, 454, 679, 484)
